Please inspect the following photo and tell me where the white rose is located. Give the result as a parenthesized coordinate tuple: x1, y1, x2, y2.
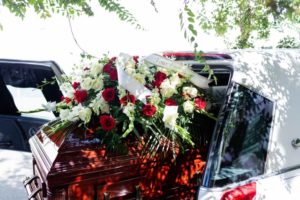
(182, 86, 198, 99)
(163, 106, 178, 130)
(78, 107, 92, 124)
(91, 62, 103, 75)
(99, 97, 110, 113)
(183, 100, 194, 113)
(170, 73, 182, 88)
(81, 77, 93, 90)
(160, 79, 177, 98)
(59, 109, 70, 120)
(92, 78, 104, 91)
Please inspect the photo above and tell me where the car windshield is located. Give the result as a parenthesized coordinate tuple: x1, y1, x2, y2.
(202, 82, 274, 187)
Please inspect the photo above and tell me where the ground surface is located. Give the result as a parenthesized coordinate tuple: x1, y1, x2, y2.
(0, 149, 32, 200)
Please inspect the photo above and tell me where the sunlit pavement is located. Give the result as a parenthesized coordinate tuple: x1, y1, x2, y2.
(0, 149, 32, 200)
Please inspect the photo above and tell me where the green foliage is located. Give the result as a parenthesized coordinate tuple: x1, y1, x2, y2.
(277, 36, 300, 48)
(1, 0, 142, 29)
(182, 0, 300, 48)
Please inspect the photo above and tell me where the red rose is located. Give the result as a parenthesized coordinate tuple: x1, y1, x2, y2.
(153, 71, 167, 88)
(103, 62, 113, 73)
(110, 57, 117, 62)
(142, 104, 156, 117)
(133, 56, 139, 63)
(61, 96, 72, 104)
(72, 82, 80, 89)
(99, 115, 116, 131)
(195, 98, 206, 110)
(109, 68, 118, 81)
(120, 94, 136, 106)
(164, 98, 177, 106)
(74, 89, 88, 103)
(102, 88, 115, 102)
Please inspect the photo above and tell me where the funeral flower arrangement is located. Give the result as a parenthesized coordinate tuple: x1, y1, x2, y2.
(41, 53, 213, 156)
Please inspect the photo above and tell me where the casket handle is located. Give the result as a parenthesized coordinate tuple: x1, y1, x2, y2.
(23, 175, 43, 199)
(28, 187, 42, 200)
(23, 175, 39, 186)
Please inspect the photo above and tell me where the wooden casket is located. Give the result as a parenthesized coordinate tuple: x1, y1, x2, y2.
(23, 122, 207, 200)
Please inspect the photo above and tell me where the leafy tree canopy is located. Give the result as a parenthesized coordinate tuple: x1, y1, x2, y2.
(1, 0, 299, 48)
(180, 0, 300, 48)
(0, 0, 143, 29)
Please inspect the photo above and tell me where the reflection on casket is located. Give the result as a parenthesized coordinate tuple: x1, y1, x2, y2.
(24, 123, 206, 200)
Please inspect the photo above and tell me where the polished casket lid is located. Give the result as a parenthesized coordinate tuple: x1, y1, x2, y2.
(29, 121, 206, 199)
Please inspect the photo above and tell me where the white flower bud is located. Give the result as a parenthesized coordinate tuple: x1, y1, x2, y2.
(183, 100, 194, 113)
(182, 86, 198, 99)
(163, 106, 178, 130)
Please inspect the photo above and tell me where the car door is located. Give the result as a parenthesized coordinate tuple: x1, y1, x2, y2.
(0, 59, 63, 151)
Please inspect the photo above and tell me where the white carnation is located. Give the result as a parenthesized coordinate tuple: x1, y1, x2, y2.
(182, 86, 198, 99)
(183, 100, 194, 113)
(133, 73, 146, 84)
(160, 79, 177, 98)
(125, 67, 135, 75)
(125, 59, 136, 70)
(78, 107, 92, 124)
(81, 77, 93, 90)
(163, 106, 178, 130)
(150, 88, 161, 105)
(137, 62, 150, 76)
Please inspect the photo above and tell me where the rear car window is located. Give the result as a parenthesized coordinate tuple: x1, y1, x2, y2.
(203, 82, 273, 187)
(7, 85, 55, 120)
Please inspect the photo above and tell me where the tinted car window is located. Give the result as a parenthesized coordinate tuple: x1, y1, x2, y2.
(203, 83, 273, 187)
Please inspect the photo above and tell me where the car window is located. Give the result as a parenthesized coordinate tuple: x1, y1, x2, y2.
(203, 82, 273, 187)
(7, 85, 55, 120)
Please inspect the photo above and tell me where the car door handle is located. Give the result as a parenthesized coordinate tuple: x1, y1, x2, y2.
(0, 141, 12, 147)
(291, 138, 300, 148)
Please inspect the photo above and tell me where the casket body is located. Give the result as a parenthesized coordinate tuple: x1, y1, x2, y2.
(24, 125, 206, 200)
